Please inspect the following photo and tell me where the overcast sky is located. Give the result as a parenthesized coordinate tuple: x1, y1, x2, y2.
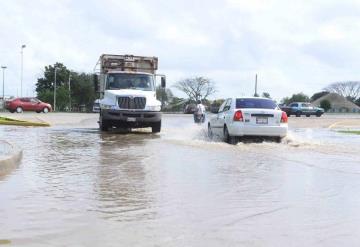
(1, 0, 360, 101)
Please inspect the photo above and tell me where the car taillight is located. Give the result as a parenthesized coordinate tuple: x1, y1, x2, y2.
(281, 111, 288, 123)
(233, 110, 243, 121)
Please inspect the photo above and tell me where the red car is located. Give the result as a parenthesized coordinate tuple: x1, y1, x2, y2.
(6, 97, 52, 113)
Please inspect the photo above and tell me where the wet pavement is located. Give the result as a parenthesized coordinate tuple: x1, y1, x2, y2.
(1, 114, 360, 246)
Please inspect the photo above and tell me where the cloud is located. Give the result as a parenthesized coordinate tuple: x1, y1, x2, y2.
(0, 0, 360, 101)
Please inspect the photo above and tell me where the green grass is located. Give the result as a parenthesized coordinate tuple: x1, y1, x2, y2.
(338, 130, 360, 135)
(0, 116, 50, 127)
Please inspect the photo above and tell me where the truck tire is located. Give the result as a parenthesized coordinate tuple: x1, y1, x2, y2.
(99, 114, 110, 131)
(152, 121, 161, 133)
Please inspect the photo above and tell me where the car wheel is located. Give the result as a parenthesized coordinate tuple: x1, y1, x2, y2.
(99, 114, 109, 131)
(316, 112, 322, 117)
(152, 121, 161, 133)
(306, 114, 310, 117)
(207, 124, 213, 139)
(9, 110, 15, 113)
(296, 111, 301, 117)
(224, 125, 237, 144)
(43, 107, 49, 113)
(275, 137, 283, 143)
(16, 107, 23, 113)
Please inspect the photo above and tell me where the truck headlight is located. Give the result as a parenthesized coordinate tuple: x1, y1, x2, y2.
(100, 104, 113, 110)
(147, 105, 161, 111)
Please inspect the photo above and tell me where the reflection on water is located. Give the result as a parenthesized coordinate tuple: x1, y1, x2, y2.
(94, 133, 159, 221)
(0, 115, 360, 246)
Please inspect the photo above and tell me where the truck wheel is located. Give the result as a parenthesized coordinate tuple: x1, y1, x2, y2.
(99, 115, 110, 131)
(152, 121, 161, 133)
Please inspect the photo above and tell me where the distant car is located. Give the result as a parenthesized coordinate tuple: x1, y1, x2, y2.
(93, 99, 100, 113)
(208, 97, 288, 144)
(280, 102, 324, 117)
(183, 104, 197, 114)
(5, 97, 52, 113)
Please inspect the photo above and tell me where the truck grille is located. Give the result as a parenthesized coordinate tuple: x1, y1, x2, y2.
(118, 96, 146, 109)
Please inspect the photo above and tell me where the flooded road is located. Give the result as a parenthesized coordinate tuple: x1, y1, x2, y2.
(1, 114, 360, 246)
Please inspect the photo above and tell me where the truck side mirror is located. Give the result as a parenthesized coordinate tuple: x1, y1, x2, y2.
(161, 76, 166, 88)
(93, 74, 99, 92)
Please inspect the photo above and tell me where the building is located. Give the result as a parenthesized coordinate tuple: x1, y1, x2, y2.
(312, 93, 360, 113)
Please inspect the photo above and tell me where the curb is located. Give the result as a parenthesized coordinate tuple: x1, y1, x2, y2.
(0, 141, 23, 177)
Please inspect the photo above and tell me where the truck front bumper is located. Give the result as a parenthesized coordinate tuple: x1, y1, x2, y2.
(101, 109, 161, 128)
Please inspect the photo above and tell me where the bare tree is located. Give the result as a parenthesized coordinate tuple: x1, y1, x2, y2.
(324, 81, 360, 100)
(174, 76, 216, 102)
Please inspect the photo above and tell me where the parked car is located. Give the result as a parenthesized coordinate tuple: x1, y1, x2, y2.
(92, 99, 100, 113)
(207, 97, 288, 144)
(5, 97, 52, 113)
(280, 102, 324, 117)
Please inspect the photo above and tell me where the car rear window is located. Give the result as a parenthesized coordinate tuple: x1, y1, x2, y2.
(236, 98, 277, 109)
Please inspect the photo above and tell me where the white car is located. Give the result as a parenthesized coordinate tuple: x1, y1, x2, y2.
(208, 97, 288, 143)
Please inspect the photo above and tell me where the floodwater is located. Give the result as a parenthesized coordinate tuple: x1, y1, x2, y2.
(1, 114, 360, 246)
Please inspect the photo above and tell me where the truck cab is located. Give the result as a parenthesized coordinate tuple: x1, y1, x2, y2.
(94, 54, 166, 132)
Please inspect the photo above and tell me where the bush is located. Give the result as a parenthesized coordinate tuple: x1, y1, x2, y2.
(320, 99, 331, 112)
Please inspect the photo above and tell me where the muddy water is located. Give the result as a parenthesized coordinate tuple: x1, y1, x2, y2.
(1, 114, 360, 246)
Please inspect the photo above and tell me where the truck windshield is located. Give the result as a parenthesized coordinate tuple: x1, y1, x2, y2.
(236, 98, 277, 109)
(106, 74, 154, 91)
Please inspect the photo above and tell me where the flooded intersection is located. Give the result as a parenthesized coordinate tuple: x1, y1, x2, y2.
(1, 114, 360, 246)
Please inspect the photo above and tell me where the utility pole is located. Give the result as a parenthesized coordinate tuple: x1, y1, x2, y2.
(254, 74, 258, 97)
(1, 66, 7, 108)
(21, 44, 26, 97)
(54, 67, 58, 112)
(68, 71, 71, 111)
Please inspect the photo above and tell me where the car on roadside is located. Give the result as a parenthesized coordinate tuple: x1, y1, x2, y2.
(207, 97, 288, 144)
(280, 102, 324, 117)
(92, 99, 100, 113)
(5, 97, 52, 113)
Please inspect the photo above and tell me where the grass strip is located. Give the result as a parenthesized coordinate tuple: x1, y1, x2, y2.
(0, 117, 50, 127)
(338, 130, 360, 135)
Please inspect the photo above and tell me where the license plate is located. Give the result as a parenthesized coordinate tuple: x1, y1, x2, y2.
(256, 117, 268, 124)
(127, 117, 136, 122)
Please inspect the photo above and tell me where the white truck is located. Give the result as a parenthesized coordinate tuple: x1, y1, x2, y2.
(94, 54, 166, 132)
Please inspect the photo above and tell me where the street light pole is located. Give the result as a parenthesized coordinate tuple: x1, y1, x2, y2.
(21, 44, 26, 97)
(1, 66, 7, 107)
(54, 67, 58, 112)
(68, 71, 71, 111)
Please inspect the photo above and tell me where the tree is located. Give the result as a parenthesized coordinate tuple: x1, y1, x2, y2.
(281, 92, 310, 105)
(36, 63, 96, 111)
(323, 81, 360, 101)
(311, 91, 329, 102)
(320, 99, 331, 112)
(156, 86, 173, 109)
(174, 76, 216, 102)
(70, 72, 96, 111)
(355, 97, 360, 107)
(36, 63, 69, 93)
(262, 92, 271, 98)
